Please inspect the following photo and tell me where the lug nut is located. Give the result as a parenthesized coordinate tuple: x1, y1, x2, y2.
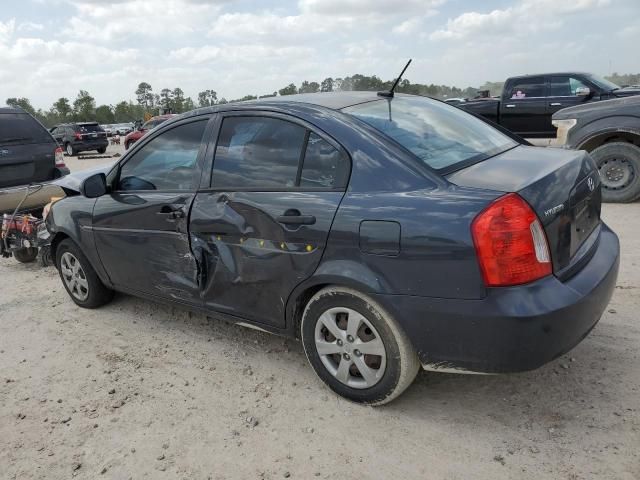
(337, 339, 343, 347)
(343, 353, 351, 361)
(354, 349, 362, 357)
(346, 335, 354, 343)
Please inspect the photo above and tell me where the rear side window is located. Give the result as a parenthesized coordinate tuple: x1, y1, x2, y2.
(0, 113, 52, 145)
(300, 133, 349, 188)
(212, 117, 306, 188)
(509, 77, 546, 98)
(117, 120, 207, 191)
(75, 124, 102, 133)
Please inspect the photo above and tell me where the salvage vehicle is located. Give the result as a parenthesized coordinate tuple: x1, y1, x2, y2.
(460, 72, 640, 138)
(46, 91, 619, 405)
(552, 95, 640, 203)
(51, 122, 109, 156)
(124, 114, 175, 149)
(0, 107, 69, 263)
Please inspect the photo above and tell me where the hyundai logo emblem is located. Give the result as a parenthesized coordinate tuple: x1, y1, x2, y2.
(587, 177, 595, 192)
(0, 149, 9, 156)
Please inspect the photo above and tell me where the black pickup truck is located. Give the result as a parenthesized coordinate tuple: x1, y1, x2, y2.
(460, 72, 640, 138)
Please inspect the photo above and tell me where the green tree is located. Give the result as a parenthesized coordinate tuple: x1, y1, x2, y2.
(183, 97, 195, 112)
(95, 105, 115, 124)
(135, 82, 154, 108)
(6, 97, 36, 115)
(171, 88, 185, 112)
(278, 83, 297, 96)
(159, 88, 173, 111)
(320, 77, 334, 92)
(197, 90, 218, 107)
(299, 81, 320, 94)
(72, 90, 96, 121)
(52, 97, 72, 120)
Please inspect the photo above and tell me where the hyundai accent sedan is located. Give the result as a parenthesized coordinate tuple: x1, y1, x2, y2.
(46, 92, 619, 405)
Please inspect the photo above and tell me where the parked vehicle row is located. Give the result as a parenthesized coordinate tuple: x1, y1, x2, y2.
(45, 91, 619, 405)
(460, 72, 640, 138)
(100, 123, 135, 136)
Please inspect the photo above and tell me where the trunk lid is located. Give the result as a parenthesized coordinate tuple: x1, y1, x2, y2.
(446, 145, 601, 274)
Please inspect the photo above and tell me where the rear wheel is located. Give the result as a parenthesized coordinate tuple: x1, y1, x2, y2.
(301, 287, 420, 405)
(13, 247, 38, 263)
(55, 239, 113, 308)
(65, 143, 75, 157)
(97, 146, 107, 154)
(125, 140, 132, 150)
(591, 142, 640, 203)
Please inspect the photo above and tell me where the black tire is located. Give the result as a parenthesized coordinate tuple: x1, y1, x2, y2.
(55, 239, 113, 308)
(97, 147, 107, 154)
(65, 142, 76, 157)
(591, 142, 640, 203)
(13, 247, 39, 263)
(301, 286, 420, 406)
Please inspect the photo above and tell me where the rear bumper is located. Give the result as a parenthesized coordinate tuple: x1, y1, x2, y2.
(73, 140, 108, 151)
(375, 223, 620, 374)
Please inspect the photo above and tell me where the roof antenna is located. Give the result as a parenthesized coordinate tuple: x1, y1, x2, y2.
(378, 59, 412, 98)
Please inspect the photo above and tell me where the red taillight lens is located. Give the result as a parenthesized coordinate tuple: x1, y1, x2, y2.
(471, 193, 552, 287)
(54, 147, 65, 167)
(74, 132, 82, 140)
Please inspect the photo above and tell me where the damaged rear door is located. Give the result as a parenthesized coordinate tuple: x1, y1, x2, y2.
(92, 116, 213, 303)
(190, 112, 350, 328)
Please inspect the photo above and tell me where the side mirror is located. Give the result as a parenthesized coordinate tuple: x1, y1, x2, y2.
(81, 173, 108, 198)
(576, 86, 591, 97)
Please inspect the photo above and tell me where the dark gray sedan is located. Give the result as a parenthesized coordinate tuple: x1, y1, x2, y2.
(46, 92, 619, 405)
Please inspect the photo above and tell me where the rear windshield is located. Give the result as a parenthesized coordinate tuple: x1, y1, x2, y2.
(76, 124, 102, 133)
(343, 95, 516, 172)
(0, 113, 53, 145)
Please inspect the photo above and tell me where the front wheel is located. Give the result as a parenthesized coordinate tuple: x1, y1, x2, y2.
(65, 143, 75, 157)
(97, 146, 107, 154)
(591, 142, 640, 203)
(55, 239, 113, 308)
(301, 287, 420, 405)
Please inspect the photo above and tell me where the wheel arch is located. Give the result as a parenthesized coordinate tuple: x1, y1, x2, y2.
(576, 125, 640, 152)
(285, 262, 391, 338)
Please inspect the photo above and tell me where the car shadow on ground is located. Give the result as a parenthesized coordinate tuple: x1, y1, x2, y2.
(100, 290, 633, 433)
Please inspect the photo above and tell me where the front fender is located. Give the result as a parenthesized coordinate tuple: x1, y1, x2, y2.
(48, 196, 112, 287)
(572, 116, 640, 150)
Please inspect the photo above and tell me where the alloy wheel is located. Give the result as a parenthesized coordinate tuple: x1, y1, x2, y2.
(66, 143, 73, 156)
(60, 252, 89, 301)
(314, 307, 387, 389)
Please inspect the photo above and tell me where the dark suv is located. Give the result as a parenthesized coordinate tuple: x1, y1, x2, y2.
(0, 108, 68, 189)
(51, 122, 108, 156)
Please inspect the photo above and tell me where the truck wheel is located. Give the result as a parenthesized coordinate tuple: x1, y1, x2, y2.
(65, 143, 76, 157)
(591, 142, 640, 203)
(13, 247, 39, 263)
(300, 286, 420, 406)
(97, 147, 107, 154)
(55, 239, 114, 308)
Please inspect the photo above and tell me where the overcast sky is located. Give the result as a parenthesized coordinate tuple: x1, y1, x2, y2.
(1, 0, 639, 109)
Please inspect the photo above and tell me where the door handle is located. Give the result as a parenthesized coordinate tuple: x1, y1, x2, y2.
(550, 102, 563, 106)
(158, 204, 186, 219)
(505, 104, 516, 108)
(277, 209, 316, 225)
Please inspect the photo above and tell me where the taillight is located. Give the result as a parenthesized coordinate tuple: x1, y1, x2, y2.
(74, 132, 82, 140)
(54, 147, 65, 167)
(471, 193, 552, 287)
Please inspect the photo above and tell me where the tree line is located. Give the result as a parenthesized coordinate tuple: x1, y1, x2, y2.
(5, 72, 637, 129)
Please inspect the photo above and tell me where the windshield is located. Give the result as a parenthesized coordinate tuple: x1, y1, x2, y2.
(343, 95, 516, 171)
(587, 74, 620, 91)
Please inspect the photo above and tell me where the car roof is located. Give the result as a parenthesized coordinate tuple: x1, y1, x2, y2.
(0, 107, 28, 115)
(508, 72, 591, 79)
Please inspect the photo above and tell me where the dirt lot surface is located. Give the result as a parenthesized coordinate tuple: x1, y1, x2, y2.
(1, 147, 639, 479)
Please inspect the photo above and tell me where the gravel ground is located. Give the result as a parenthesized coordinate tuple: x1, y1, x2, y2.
(1, 146, 639, 479)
